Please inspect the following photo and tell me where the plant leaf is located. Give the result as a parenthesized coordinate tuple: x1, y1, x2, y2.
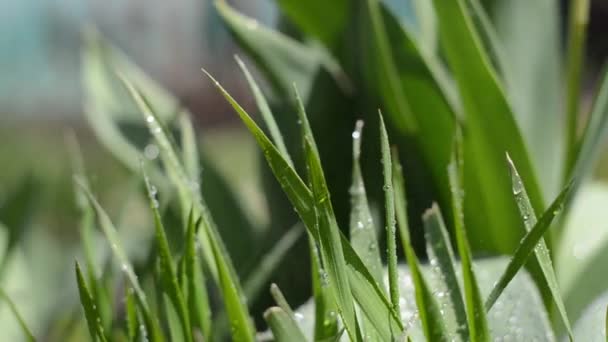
(349, 120, 383, 286)
(505, 155, 573, 338)
(0, 287, 36, 342)
(432, 0, 545, 256)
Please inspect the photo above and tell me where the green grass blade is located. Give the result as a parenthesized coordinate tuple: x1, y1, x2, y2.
(235, 55, 293, 167)
(143, 169, 192, 341)
(432, 0, 545, 256)
(349, 120, 383, 286)
(209, 70, 403, 339)
(163, 294, 183, 342)
(309, 236, 339, 340)
(0, 288, 36, 342)
(447, 147, 490, 342)
(75, 261, 107, 342)
(270, 283, 296, 318)
(422, 205, 468, 341)
(179, 112, 200, 184)
(264, 307, 308, 342)
(379, 114, 400, 319)
(505, 155, 574, 338)
(571, 67, 608, 183)
(243, 224, 304, 301)
(201, 216, 255, 342)
(125, 287, 138, 341)
(75, 179, 163, 342)
(565, 0, 591, 173)
(485, 180, 573, 311)
(182, 213, 212, 340)
(392, 154, 449, 341)
(304, 137, 358, 341)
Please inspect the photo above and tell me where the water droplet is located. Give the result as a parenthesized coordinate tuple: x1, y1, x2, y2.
(146, 116, 155, 123)
(121, 264, 129, 272)
(352, 130, 361, 140)
(144, 144, 159, 160)
(294, 312, 304, 321)
(356, 221, 364, 229)
(383, 184, 391, 191)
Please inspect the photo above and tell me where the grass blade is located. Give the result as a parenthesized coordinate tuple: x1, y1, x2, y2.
(270, 283, 296, 318)
(505, 155, 574, 338)
(393, 153, 449, 341)
(201, 215, 255, 342)
(76, 180, 164, 341)
(179, 112, 200, 184)
(447, 138, 490, 342)
(75, 261, 107, 342)
(236, 55, 293, 167)
(379, 114, 400, 319)
(0, 288, 36, 342)
(565, 0, 591, 172)
(264, 307, 307, 342)
(125, 287, 138, 341)
(304, 137, 358, 341)
(432, 0, 545, 256)
(309, 237, 339, 340)
(143, 169, 192, 341)
(208, 71, 403, 339)
(485, 180, 573, 311)
(182, 213, 212, 340)
(422, 205, 468, 341)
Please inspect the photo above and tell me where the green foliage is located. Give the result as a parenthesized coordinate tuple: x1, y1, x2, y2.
(2, 0, 608, 340)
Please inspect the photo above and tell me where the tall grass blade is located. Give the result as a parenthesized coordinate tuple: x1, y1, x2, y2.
(270, 283, 296, 318)
(304, 137, 358, 341)
(447, 138, 490, 342)
(505, 155, 573, 339)
(0, 288, 36, 342)
(207, 71, 403, 339)
(236, 55, 293, 166)
(125, 287, 138, 341)
(76, 180, 163, 341)
(264, 307, 307, 342)
(432, 0, 545, 255)
(143, 169, 192, 341)
(179, 112, 200, 184)
(379, 114, 400, 319)
(422, 205, 468, 341)
(182, 212, 212, 340)
(349, 120, 383, 285)
(75, 261, 107, 342)
(309, 237, 339, 340)
(485, 180, 573, 311)
(393, 154, 449, 341)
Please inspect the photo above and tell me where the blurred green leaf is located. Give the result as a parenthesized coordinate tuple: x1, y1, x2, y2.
(264, 307, 307, 342)
(432, 0, 544, 256)
(557, 182, 608, 323)
(0, 287, 36, 342)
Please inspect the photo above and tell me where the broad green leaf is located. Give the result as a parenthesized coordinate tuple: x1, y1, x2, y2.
(393, 155, 449, 341)
(143, 171, 192, 341)
(76, 180, 163, 342)
(432, 0, 544, 255)
(489, 0, 564, 199)
(422, 205, 468, 341)
(570, 68, 608, 184)
(349, 120, 383, 286)
(379, 114, 400, 319)
(215, 0, 326, 100)
(557, 182, 608, 323)
(505, 155, 573, 338)
(448, 146, 490, 342)
(243, 224, 303, 301)
(485, 180, 573, 311)
(572, 291, 608, 341)
(304, 137, 358, 341)
(236, 56, 293, 166)
(274, 0, 349, 50)
(0, 288, 35, 342)
(264, 307, 307, 342)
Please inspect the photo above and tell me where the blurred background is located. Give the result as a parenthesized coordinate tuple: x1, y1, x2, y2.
(0, 0, 607, 340)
